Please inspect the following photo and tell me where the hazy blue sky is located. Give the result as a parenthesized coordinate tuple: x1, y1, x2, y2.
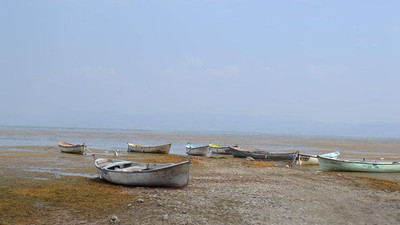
(1, 1, 400, 136)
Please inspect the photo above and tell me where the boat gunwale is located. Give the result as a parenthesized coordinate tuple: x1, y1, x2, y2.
(95, 159, 191, 174)
(317, 156, 399, 165)
(299, 151, 340, 158)
(230, 146, 298, 155)
(185, 145, 209, 150)
(127, 142, 172, 149)
(58, 141, 85, 148)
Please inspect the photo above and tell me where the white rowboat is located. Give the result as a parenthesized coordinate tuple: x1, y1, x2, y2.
(58, 141, 86, 154)
(186, 144, 209, 156)
(127, 142, 171, 154)
(95, 158, 191, 187)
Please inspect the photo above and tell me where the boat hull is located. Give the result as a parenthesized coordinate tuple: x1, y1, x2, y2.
(186, 146, 209, 156)
(230, 146, 256, 158)
(209, 146, 231, 154)
(58, 142, 85, 154)
(127, 143, 171, 154)
(230, 146, 298, 161)
(318, 156, 400, 173)
(95, 159, 191, 187)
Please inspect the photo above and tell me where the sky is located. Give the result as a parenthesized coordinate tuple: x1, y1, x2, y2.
(1, 1, 400, 137)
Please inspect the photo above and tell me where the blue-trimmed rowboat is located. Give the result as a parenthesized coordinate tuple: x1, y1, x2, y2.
(186, 144, 209, 156)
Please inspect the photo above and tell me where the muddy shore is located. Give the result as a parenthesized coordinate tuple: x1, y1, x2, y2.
(0, 146, 399, 225)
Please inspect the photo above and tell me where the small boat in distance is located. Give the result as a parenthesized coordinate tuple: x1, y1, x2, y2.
(209, 143, 235, 154)
(230, 146, 268, 159)
(95, 158, 191, 187)
(318, 156, 400, 173)
(127, 142, 171, 154)
(230, 146, 298, 161)
(58, 141, 86, 154)
(186, 144, 209, 156)
(298, 151, 340, 165)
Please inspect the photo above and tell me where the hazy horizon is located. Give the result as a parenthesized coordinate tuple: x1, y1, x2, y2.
(1, 112, 400, 139)
(1, 1, 399, 138)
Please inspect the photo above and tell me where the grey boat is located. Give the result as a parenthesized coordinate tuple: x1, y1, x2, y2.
(95, 158, 191, 187)
(230, 146, 298, 161)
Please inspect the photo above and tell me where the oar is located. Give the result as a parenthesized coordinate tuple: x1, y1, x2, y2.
(44, 146, 55, 151)
(289, 150, 299, 167)
(85, 146, 93, 153)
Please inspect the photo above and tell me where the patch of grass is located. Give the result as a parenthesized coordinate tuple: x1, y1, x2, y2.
(244, 161, 277, 168)
(352, 176, 400, 192)
(1, 176, 137, 224)
(190, 158, 202, 165)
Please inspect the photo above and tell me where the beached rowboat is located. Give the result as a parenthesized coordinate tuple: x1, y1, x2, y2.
(230, 146, 298, 161)
(209, 143, 234, 154)
(230, 146, 269, 159)
(298, 151, 340, 165)
(58, 141, 86, 154)
(127, 142, 171, 154)
(95, 158, 191, 187)
(317, 156, 400, 172)
(186, 144, 209, 156)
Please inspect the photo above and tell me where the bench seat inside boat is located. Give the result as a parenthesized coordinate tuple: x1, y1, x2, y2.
(103, 161, 132, 169)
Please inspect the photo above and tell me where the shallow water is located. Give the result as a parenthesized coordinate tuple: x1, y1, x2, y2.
(0, 126, 399, 185)
(1, 126, 399, 159)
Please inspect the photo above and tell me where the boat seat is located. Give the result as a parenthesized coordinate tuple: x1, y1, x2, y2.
(103, 161, 132, 169)
(117, 166, 148, 172)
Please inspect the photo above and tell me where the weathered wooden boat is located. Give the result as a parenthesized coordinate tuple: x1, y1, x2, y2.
(209, 143, 235, 154)
(127, 142, 171, 154)
(95, 158, 191, 187)
(298, 151, 340, 165)
(230, 146, 298, 161)
(58, 141, 86, 154)
(230, 146, 268, 159)
(318, 156, 400, 172)
(186, 144, 209, 156)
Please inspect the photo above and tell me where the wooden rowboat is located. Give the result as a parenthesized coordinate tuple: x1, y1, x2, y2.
(95, 158, 191, 187)
(127, 142, 171, 154)
(230, 146, 298, 161)
(230, 146, 269, 159)
(317, 156, 400, 173)
(58, 141, 86, 154)
(298, 151, 340, 165)
(186, 144, 209, 156)
(209, 143, 234, 154)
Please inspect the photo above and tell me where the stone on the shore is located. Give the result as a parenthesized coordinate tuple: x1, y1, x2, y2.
(246, 157, 255, 161)
(109, 215, 120, 224)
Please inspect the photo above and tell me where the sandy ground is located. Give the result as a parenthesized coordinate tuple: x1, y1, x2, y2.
(0, 146, 399, 225)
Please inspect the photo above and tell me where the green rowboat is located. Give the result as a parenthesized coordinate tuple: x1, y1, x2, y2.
(318, 156, 400, 173)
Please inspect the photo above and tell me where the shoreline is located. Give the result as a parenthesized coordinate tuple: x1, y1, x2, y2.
(1, 146, 399, 224)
